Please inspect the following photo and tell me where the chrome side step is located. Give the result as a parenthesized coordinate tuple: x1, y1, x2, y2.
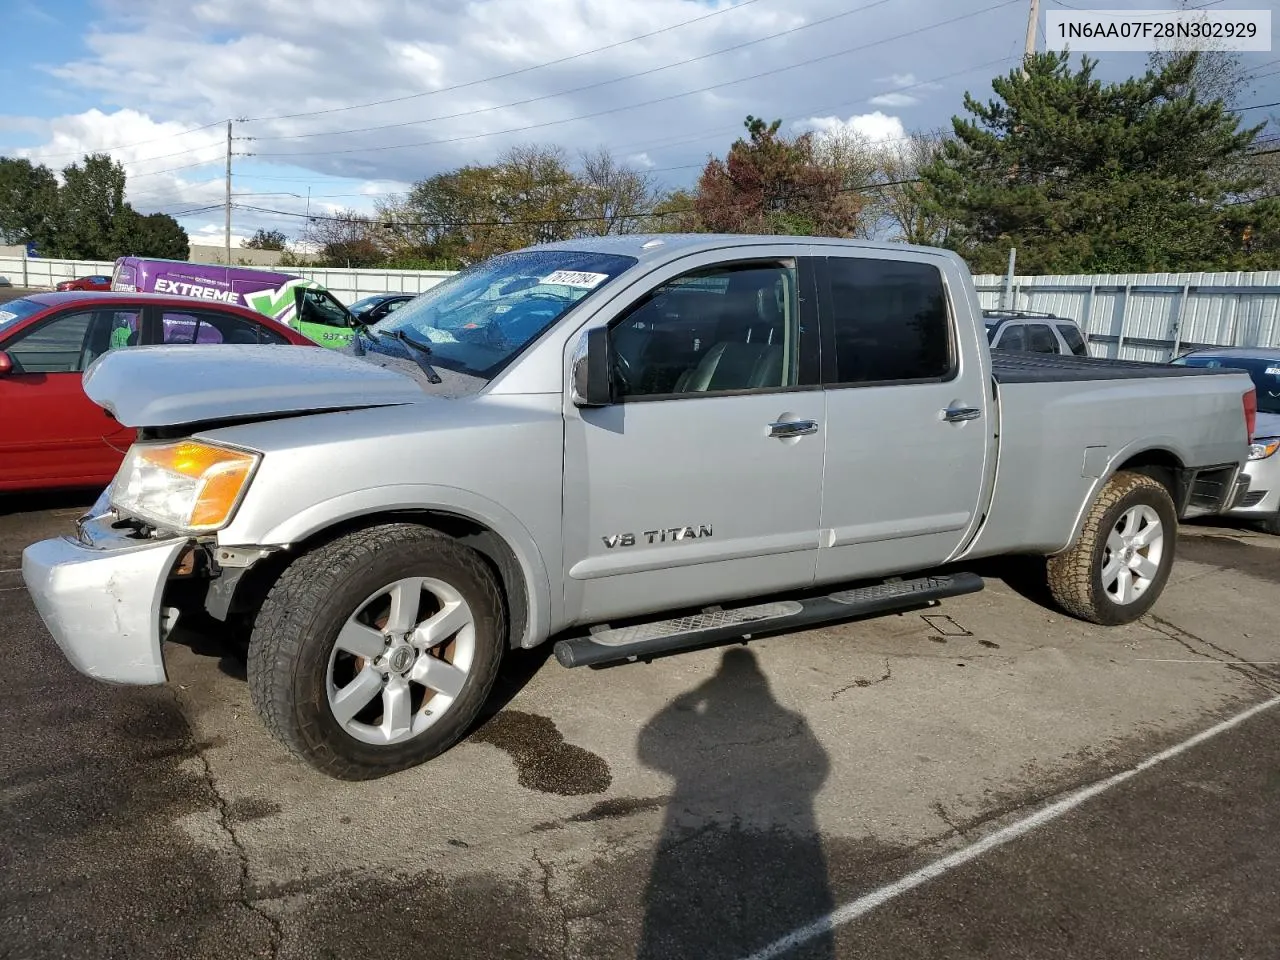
(554, 572, 984, 668)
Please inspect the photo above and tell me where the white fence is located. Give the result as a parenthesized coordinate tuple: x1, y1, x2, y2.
(974, 271, 1280, 362)
(5, 253, 1280, 361)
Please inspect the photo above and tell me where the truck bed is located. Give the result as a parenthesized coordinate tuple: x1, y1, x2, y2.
(990, 352, 1240, 384)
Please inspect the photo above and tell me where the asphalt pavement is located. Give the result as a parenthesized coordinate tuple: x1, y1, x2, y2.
(2, 491, 1279, 959)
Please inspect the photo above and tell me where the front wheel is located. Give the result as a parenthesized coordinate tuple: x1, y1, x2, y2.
(247, 524, 505, 780)
(1046, 471, 1177, 625)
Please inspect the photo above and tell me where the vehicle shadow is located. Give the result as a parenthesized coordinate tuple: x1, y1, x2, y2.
(635, 647, 834, 960)
(962, 554, 1058, 611)
(0, 488, 99, 518)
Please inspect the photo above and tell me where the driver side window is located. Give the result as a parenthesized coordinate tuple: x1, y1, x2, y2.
(300, 289, 350, 328)
(607, 262, 802, 399)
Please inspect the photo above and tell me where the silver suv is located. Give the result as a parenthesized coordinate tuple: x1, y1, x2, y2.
(984, 310, 1090, 357)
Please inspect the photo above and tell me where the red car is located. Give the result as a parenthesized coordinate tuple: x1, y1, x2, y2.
(55, 275, 113, 292)
(0, 291, 317, 492)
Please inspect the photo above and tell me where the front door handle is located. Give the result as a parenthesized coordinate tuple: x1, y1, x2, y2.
(943, 405, 981, 423)
(769, 419, 819, 438)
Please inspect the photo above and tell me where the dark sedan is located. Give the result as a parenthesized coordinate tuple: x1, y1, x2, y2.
(348, 293, 416, 323)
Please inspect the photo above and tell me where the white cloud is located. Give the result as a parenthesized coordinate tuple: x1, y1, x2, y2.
(797, 111, 907, 144)
(3, 0, 1022, 235)
(875, 71, 943, 92)
(868, 92, 919, 108)
(188, 224, 253, 249)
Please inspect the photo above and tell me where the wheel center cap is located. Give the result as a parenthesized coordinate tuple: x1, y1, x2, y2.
(387, 645, 415, 674)
(1122, 545, 1135, 561)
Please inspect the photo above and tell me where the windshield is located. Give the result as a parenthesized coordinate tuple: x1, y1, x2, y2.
(349, 295, 385, 315)
(0, 298, 45, 332)
(1173, 355, 1280, 416)
(368, 249, 637, 379)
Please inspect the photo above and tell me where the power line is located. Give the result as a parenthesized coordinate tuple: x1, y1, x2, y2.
(243, 0, 766, 124)
(247, 0, 900, 143)
(231, 178, 923, 229)
(127, 157, 245, 179)
(23, 119, 228, 161)
(254, 0, 1022, 159)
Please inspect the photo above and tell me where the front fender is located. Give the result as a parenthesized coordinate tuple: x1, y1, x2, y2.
(221, 483, 554, 648)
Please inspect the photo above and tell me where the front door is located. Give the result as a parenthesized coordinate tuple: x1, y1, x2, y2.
(295, 287, 356, 349)
(815, 253, 992, 583)
(0, 307, 137, 490)
(563, 255, 825, 624)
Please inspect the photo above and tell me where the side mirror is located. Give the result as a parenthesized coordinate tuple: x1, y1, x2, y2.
(0, 351, 12, 377)
(571, 327, 613, 407)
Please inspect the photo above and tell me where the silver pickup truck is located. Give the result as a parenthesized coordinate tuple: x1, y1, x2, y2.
(22, 235, 1257, 779)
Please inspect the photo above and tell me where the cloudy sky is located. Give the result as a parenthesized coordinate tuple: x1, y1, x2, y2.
(2, 0, 1278, 248)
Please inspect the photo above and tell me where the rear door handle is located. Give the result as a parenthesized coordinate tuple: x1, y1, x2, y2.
(943, 405, 981, 423)
(769, 419, 819, 438)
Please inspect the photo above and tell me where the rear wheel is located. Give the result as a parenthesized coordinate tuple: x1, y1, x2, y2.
(1047, 471, 1177, 625)
(247, 524, 505, 780)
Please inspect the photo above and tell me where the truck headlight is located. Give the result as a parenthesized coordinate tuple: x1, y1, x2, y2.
(1249, 437, 1280, 461)
(111, 441, 260, 532)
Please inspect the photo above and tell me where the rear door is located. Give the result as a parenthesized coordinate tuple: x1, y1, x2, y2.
(815, 252, 992, 583)
(0, 307, 137, 489)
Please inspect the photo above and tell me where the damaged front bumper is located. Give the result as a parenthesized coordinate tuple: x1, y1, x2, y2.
(22, 508, 187, 685)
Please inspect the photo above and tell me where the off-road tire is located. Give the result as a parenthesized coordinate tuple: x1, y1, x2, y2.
(247, 523, 505, 780)
(1046, 471, 1177, 626)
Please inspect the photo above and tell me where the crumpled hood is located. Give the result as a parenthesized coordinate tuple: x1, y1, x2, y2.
(83, 343, 435, 427)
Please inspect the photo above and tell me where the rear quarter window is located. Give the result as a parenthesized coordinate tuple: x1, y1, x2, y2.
(1056, 323, 1088, 357)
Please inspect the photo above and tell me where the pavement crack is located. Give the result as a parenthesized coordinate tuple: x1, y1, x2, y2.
(1144, 615, 1280, 694)
(831, 658, 892, 700)
(532, 851, 571, 960)
(171, 688, 283, 959)
(930, 800, 963, 836)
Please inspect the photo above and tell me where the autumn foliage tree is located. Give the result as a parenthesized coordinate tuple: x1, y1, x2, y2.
(690, 116, 865, 236)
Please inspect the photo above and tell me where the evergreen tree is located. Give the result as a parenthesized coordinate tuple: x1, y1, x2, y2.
(922, 52, 1280, 273)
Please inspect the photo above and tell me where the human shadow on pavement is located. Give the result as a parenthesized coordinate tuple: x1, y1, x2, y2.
(636, 647, 834, 960)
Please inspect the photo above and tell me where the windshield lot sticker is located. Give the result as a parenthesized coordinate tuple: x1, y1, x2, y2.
(0, 310, 17, 324)
(540, 270, 608, 288)
(1266, 366, 1280, 376)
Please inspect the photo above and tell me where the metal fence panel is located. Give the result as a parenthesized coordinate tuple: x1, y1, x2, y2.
(974, 271, 1280, 360)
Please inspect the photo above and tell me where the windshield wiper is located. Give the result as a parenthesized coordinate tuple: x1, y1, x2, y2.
(390, 329, 443, 384)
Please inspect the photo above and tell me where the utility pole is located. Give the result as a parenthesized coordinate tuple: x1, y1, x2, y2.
(225, 120, 232, 265)
(1022, 0, 1040, 76)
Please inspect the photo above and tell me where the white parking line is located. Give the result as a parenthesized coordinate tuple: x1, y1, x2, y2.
(742, 694, 1280, 960)
(1137, 659, 1280, 665)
